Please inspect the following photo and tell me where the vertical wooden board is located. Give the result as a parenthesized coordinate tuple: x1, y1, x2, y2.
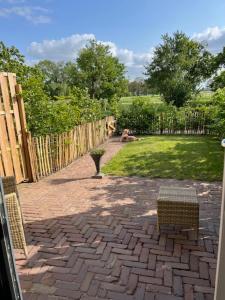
(0, 78, 15, 177)
(0, 74, 23, 182)
(8, 74, 26, 178)
(0, 153, 5, 177)
(0, 114, 14, 176)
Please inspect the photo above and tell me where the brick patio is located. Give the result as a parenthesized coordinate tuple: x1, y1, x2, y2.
(16, 139, 222, 300)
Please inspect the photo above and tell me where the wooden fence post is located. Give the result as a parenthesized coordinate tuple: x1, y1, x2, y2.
(15, 84, 36, 182)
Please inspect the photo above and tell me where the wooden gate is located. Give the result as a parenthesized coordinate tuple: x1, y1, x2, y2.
(0, 72, 33, 183)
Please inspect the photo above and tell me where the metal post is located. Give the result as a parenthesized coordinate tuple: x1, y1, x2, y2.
(214, 140, 225, 300)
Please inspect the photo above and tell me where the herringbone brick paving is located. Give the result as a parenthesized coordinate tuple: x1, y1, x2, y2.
(15, 139, 222, 300)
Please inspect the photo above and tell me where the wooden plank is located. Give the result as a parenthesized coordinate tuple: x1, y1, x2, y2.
(15, 84, 35, 182)
(8, 74, 26, 178)
(0, 153, 5, 177)
(0, 74, 22, 183)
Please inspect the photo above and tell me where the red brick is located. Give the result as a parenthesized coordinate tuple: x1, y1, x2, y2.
(122, 261, 147, 269)
(54, 288, 81, 299)
(146, 283, 171, 294)
(190, 255, 199, 272)
(173, 270, 199, 278)
(112, 248, 132, 255)
(182, 277, 210, 287)
(209, 268, 216, 287)
(164, 269, 172, 287)
(173, 276, 183, 296)
(150, 249, 172, 256)
(96, 242, 107, 254)
(117, 255, 139, 261)
(155, 262, 164, 278)
(101, 282, 126, 293)
(199, 261, 209, 279)
(173, 244, 181, 257)
(148, 254, 156, 270)
(165, 262, 189, 270)
(184, 284, 194, 300)
(140, 248, 149, 263)
(81, 272, 94, 292)
(194, 286, 214, 294)
(119, 266, 130, 285)
(87, 279, 100, 297)
(139, 275, 162, 285)
(131, 267, 154, 277)
(127, 273, 138, 295)
(134, 242, 142, 255)
(71, 258, 83, 274)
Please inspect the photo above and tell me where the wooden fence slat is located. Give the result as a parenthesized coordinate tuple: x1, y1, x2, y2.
(15, 84, 35, 182)
(30, 117, 112, 180)
(0, 74, 23, 183)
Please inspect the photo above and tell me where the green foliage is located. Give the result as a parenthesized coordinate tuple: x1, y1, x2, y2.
(76, 40, 128, 100)
(102, 136, 223, 181)
(117, 97, 214, 134)
(23, 80, 106, 136)
(90, 148, 105, 156)
(120, 94, 163, 108)
(210, 88, 225, 138)
(128, 78, 153, 96)
(210, 71, 225, 91)
(145, 31, 213, 107)
(0, 41, 114, 136)
(0, 41, 26, 80)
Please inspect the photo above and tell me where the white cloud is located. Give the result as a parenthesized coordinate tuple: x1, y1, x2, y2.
(193, 26, 225, 53)
(27, 34, 153, 78)
(0, 5, 51, 24)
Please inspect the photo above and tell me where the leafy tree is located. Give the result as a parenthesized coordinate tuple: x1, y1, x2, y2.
(0, 41, 35, 82)
(128, 78, 154, 96)
(210, 88, 225, 137)
(210, 71, 225, 91)
(35, 60, 72, 97)
(76, 40, 128, 100)
(145, 32, 213, 107)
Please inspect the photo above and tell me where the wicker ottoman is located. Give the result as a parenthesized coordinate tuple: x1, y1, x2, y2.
(157, 186, 199, 235)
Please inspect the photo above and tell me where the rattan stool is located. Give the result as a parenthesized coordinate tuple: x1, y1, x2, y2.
(157, 186, 199, 236)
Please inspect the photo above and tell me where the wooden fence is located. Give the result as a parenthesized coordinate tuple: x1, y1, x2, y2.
(119, 109, 213, 135)
(0, 73, 33, 183)
(29, 116, 115, 181)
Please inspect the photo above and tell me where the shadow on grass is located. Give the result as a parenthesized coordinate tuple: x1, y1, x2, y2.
(104, 137, 223, 181)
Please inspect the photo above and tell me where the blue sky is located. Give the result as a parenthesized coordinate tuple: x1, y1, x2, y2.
(0, 0, 225, 79)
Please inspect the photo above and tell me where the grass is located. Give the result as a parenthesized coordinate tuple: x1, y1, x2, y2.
(120, 95, 162, 107)
(102, 136, 223, 181)
(120, 92, 213, 107)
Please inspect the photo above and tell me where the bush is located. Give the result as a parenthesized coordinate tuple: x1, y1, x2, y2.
(116, 98, 215, 135)
(90, 148, 105, 156)
(210, 88, 225, 138)
(23, 77, 108, 136)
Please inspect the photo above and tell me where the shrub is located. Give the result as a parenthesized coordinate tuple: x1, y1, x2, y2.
(116, 98, 215, 135)
(90, 148, 105, 156)
(210, 88, 225, 138)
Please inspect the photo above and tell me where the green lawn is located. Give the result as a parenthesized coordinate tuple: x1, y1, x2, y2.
(102, 136, 223, 181)
(120, 95, 163, 107)
(120, 92, 213, 107)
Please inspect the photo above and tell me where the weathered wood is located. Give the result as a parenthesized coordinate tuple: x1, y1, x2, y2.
(15, 84, 35, 182)
(0, 74, 22, 183)
(30, 117, 114, 180)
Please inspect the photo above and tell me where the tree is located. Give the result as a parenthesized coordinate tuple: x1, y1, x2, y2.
(0, 41, 31, 81)
(210, 71, 225, 91)
(76, 40, 128, 100)
(145, 32, 213, 107)
(36, 60, 72, 97)
(128, 78, 154, 96)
